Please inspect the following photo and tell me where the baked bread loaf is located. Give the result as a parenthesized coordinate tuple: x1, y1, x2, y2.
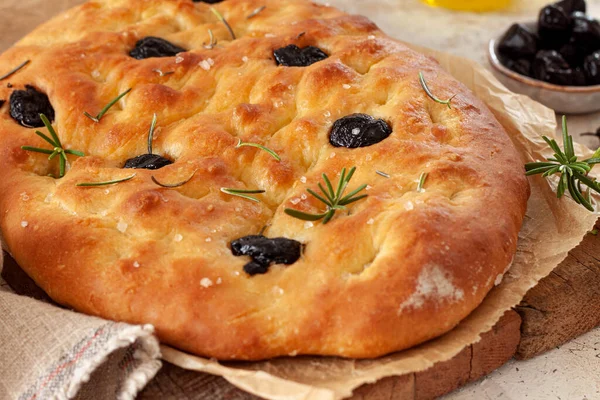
(0, 0, 529, 360)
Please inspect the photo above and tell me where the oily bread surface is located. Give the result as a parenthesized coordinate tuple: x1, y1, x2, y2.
(0, 0, 529, 360)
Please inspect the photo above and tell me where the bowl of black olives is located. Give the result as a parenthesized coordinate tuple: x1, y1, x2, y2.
(489, 0, 600, 114)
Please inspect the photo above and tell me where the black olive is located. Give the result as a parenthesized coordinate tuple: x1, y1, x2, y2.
(192, 0, 224, 2)
(129, 37, 187, 60)
(231, 235, 302, 276)
(498, 24, 539, 59)
(554, 0, 586, 14)
(273, 45, 328, 67)
(123, 154, 173, 170)
(243, 261, 269, 275)
(538, 5, 572, 47)
(329, 114, 392, 149)
(571, 12, 600, 54)
(533, 50, 581, 85)
(559, 39, 587, 66)
(584, 51, 600, 85)
(0, 100, 4, 108)
(502, 57, 533, 77)
(9, 85, 55, 128)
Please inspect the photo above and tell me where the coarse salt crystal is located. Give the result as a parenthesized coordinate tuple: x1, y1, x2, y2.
(329, 152, 336, 159)
(117, 220, 128, 233)
(175, 55, 184, 64)
(133, 261, 140, 268)
(368, 35, 376, 39)
(404, 201, 414, 211)
(234, 271, 240, 276)
(323, 111, 331, 118)
(200, 278, 213, 288)
(174, 234, 183, 242)
(495, 274, 504, 286)
(366, 185, 373, 191)
(199, 60, 211, 70)
(104, 189, 110, 195)
(365, 154, 372, 161)
(290, 197, 301, 205)
(20, 192, 29, 201)
(351, 128, 360, 135)
(207, 58, 215, 66)
(304, 221, 314, 229)
(367, 218, 375, 225)
(205, 237, 212, 242)
(44, 193, 53, 203)
(342, 84, 351, 89)
(265, 33, 276, 37)
(242, 56, 249, 63)
(235, 207, 242, 212)
(300, 193, 307, 200)
(21, 221, 28, 228)
(216, 277, 222, 284)
(300, 176, 307, 183)
(91, 70, 101, 78)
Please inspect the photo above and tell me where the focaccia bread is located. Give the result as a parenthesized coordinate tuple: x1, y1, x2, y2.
(0, 0, 529, 360)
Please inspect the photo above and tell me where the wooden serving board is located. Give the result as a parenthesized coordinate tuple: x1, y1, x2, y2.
(3, 219, 599, 399)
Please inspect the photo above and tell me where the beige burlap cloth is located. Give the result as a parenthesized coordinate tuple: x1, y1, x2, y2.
(0, 249, 162, 400)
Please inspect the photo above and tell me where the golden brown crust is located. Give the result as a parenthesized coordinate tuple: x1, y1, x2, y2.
(0, 0, 529, 360)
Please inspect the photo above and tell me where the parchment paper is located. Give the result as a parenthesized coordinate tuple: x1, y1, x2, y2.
(1, 1, 599, 400)
(160, 47, 600, 400)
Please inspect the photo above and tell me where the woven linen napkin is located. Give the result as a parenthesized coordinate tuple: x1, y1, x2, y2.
(0, 247, 163, 400)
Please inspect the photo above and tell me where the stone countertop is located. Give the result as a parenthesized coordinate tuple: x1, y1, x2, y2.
(1, 1, 599, 399)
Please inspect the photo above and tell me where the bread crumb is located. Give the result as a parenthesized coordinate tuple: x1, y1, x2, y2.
(199, 60, 211, 71)
(133, 261, 140, 268)
(367, 218, 374, 225)
(117, 219, 128, 233)
(174, 234, 183, 242)
(21, 221, 28, 228)
(200, 278, 213, 288)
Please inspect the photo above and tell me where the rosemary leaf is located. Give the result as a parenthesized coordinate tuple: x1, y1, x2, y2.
(84, 88, 132, 123)
(77, 174, 136, 187)
(247, 5, 266, 19)
(419, 72, 456, 109)
(236, 139, 281, 161)
(417, 172, 428, 192)
(376, 170, 390, 178)
(0, 60, 30, 81)
(151, 171, 196, 188)
(203, 29, 217, 49)
(211, 7, 236, 40)
(220, 187, 265, 202)
(148, 113, 158, 154)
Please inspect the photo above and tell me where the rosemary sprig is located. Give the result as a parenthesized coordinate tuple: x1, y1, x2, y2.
(247, 5, 266, 19)
(152, 171, 196, 188)
(419, 72, 456, 109)
(376, 170, 390, 178)
(77, 174, 136, 187)
(203, 29, 217, 49)
(84, 88, 131, 122)
(211, 7, 236, 40)
(417, 172, 428, 192)
(284, 167, 368, 224)
(236, 139, 280, 161)
(21, 114, 84, 178)
(525, 115, 600, 211)
(153, 69, 175, 77)
(0, 60, 30, 81)
(221, 187, 265, 202)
